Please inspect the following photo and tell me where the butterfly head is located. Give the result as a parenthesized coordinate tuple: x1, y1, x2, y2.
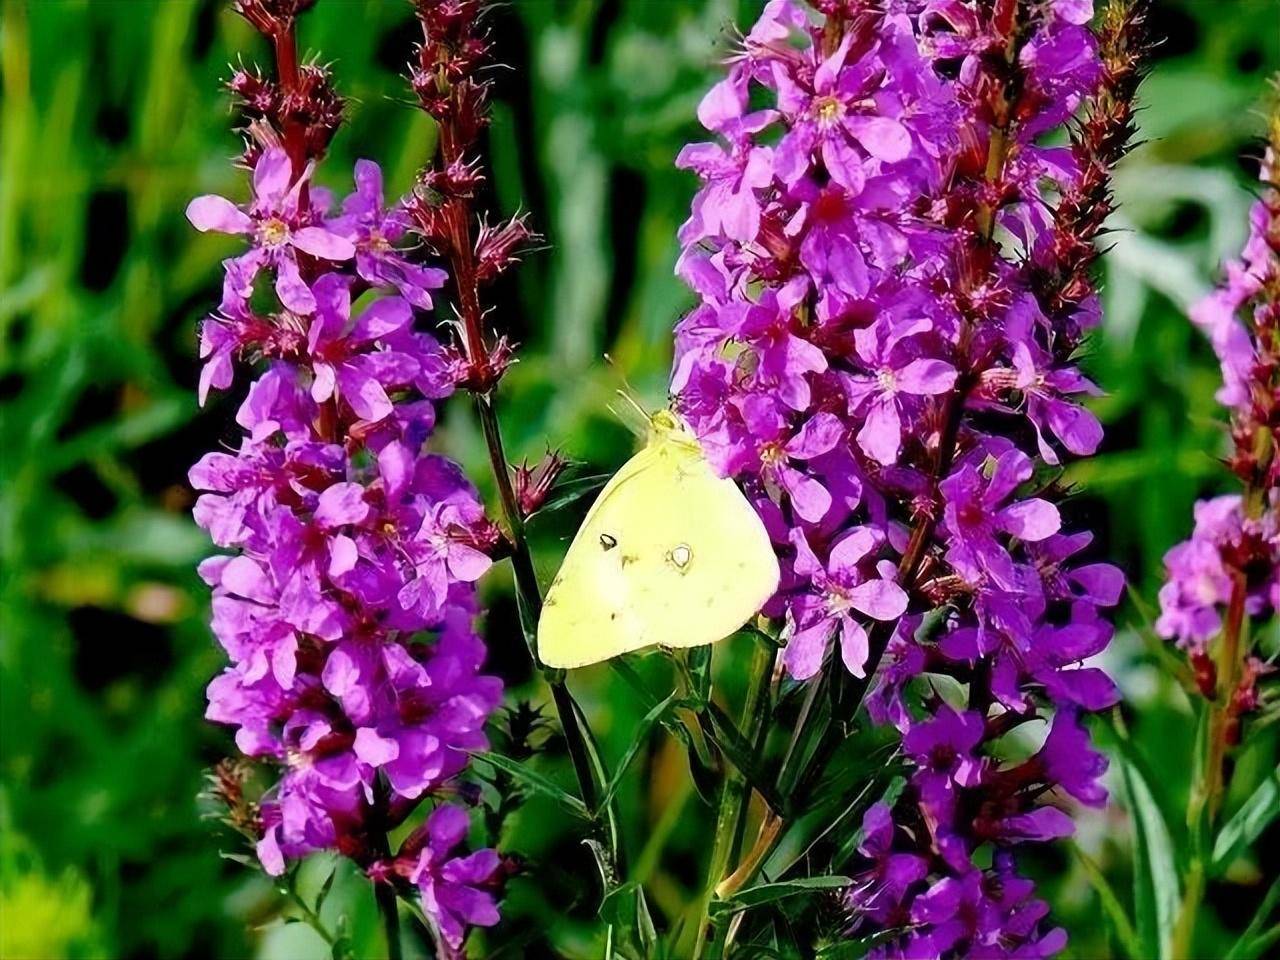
(648, 408, 702, 452)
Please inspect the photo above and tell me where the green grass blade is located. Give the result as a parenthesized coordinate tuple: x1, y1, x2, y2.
(1211, 769, 1280, 876)
(475, 752, 590, 820)
(1118, 755, 1180, 960)
(1072, 842, 1142, 960)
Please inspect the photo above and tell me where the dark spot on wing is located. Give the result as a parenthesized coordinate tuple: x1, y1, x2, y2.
(620, 554, 638, 568)
(600, 533, 618, 551)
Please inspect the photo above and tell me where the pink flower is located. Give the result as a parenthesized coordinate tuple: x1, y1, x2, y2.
(187, 147, 355, 313)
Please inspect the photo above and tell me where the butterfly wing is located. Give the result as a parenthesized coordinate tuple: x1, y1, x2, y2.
(538, 435, 779, 669)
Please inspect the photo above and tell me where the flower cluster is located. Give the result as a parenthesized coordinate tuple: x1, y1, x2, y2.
(190, 3, 503, 950)
(672, 1, 1144, 954)
(1156, 113, 1279, 720)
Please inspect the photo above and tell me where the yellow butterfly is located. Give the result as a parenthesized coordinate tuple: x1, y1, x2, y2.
(537, 409, 780, 669)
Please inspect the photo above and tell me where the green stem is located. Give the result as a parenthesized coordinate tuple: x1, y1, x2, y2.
(367, 786, 403, 960)
(375, 881, 403, 960)
(691, 640, 774, 960)
(1172, 570, 1249, 960)
(473, 391, 623, 937)
(284, 886, 341, 955)
(475, 393, 543, 648)
(1171, 861, 1204, 960)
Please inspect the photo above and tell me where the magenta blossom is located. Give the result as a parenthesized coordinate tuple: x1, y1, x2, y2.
(329, 159, 448, 309)
(408, 805, 502, 951)
(842, 317, 957, 465)
(187, 147, 355, 313)
(785, 526, 908, 679)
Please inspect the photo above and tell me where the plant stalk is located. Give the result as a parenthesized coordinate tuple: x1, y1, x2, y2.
(1171, 570, 1249, 960)
(690, 640, 774, 960)
(419, 19, 623, 902)
(475, 391, 620, 855)
(375, 880, 404, 960)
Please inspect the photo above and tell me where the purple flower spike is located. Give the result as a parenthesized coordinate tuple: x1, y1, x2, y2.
(673, 1, 1148, 954)
(1157, 127, 1278, 732)
(189, 37, 504, 941)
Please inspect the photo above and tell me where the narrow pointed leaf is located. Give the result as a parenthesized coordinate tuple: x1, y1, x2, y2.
(595, 689, 680, 816)
(1119, 755, 1179, 960)
(699, 700, 783, 811)
(710, 875, 851, 916)
(476, 752, 590, 819)
(1223, 876, 1280, 960)
(1072, 842, 1142, 960)
(1211, 769, 1280, 875)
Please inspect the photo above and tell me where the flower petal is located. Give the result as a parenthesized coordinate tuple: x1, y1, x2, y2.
(186, 195, 253, 234)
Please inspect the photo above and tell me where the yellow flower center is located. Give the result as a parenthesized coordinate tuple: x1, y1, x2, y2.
(760, 441, 786, 467)
(259, 217, 290, 247)
(816, 96, 844, 127)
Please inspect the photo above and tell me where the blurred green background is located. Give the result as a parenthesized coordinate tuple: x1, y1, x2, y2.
(0, 0, 1277, 957)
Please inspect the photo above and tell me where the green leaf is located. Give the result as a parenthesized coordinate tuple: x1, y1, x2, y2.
(828, 774, 906, 871)
(710, 876, 851, 917)
(698, 701, 783, 812)
(1211, 769, 1280, 875)
(636, 883, 658, 955)
(1119, 755, 1180, 960)
(475, 752, 589, 819)
(815, 928, 903, 959)
(598, 881, 660, 958)
(526, 468, 610, 520)
(594, 689, 679, 816)
(1072, 842, 1142, 960)
(684, 646, 713, 705)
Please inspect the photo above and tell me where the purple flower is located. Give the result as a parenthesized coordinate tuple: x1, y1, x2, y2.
(895, 856, 1066, 960)
(845, 802, 928, 927)
(257, 767, 364, 877)
(747, 404, 843, 523)
(677, 76, 776, 245)
(408, 806, 502, 951)
(903, 707, 986, 823)
(785, 526, 908, 679)
(305, 273, 425, 422)
(842, 317, 957, 465)
(187, 147, 355, 313)
(397, 499, 494, 622)
(329, 160, 448, 309)
(772, 31, 912, 192)
(941, 451, 1061, 591)
(731, 278, 829, 412)
(1004, 297, 1104, 464)
(1032, 710, 1109, 808)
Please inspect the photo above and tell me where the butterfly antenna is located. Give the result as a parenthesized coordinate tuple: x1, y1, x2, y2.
(603, 354, 653, 414)
(613, 388, 651, 421)
(602, 353, 653, 437)
(606, 394, 649, 439)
